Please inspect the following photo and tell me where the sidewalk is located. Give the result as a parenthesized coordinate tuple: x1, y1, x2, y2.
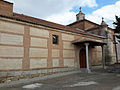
(0, 70, 81, 88)
(0, 65, 119, 88)
(0, 69, 119, 90)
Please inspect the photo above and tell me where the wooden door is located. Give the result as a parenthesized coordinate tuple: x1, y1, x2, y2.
(79, 49, 86, 68)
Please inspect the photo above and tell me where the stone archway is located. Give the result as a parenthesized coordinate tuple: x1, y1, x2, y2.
(79, 48, 86, 68)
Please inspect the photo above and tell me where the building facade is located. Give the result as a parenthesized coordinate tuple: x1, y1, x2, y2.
(0, 0, 118, 76)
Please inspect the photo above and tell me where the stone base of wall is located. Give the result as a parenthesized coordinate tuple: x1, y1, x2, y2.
(0, 67, 80, 83)
(105, 55, 116, 65)
(0, 67, 79, 78)
(113, 63, 120, 69)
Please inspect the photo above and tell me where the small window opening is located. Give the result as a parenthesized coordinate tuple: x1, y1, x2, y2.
(77, 17, 79, 21)
(52, 35, 59, 44)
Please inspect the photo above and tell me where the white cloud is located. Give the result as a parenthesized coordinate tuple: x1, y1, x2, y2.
(86, 1, 120, 28)
(6, 0, 97, 20)
(46, 12, 76, 25)
(77, 0, 97, 8)
(46, 0, 120, 28)
(5, 0, 120, 28)
(45, 0, 97, 25)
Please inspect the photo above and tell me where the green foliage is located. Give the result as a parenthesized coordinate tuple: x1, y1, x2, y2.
(116, 35, 120, 38)
(113, 16, 120, 42)
(117, 35, 120, 42)
(113, 16, 120, 33)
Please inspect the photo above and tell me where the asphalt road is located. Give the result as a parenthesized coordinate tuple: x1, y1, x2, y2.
(1, 72, 120, 90)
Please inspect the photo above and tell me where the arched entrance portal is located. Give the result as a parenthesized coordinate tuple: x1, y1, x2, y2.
(79, 48, 86, 68)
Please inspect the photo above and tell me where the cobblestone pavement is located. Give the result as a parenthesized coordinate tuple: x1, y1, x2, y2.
(1, 72, 120, 90)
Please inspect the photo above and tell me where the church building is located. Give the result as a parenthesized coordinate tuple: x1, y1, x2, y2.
(0, 0, 118, 77)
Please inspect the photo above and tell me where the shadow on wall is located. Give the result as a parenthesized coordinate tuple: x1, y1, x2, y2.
(104, 45, 112, 65)
(117, 43, 120, 62)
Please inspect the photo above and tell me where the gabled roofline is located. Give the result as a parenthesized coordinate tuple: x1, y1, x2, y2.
(0, 14, 106, 39)
(67, 19, 100, 26)
(76, 12, 85, 16)
(67, 19, 114, 31)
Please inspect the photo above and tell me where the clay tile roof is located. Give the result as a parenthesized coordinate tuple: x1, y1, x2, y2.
(67, 19, 100, 26)
(86, 26, 101, 32)
(12, 13, 95, 36)
(12, 13, 84, 34)
(0, 13, 105, 39)
(72, 38, 106, 46)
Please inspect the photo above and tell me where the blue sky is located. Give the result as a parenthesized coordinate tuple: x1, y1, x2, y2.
(6, 0, 120, 28)
(69, 0, 120, 28)
(71, 0, 119, 14)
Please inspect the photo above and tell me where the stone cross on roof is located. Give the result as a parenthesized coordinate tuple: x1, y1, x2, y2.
(102, 17, 104, 21)
(80, 7, 82, 12)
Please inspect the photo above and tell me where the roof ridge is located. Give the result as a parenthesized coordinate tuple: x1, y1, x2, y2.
(13, 13, 69, 28)
(0, 13, 105, 39)
(67, 19, 100, 26)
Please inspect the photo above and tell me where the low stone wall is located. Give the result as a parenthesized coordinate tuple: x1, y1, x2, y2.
(0, 67, 79, 78)
(0, 67, 79, 83)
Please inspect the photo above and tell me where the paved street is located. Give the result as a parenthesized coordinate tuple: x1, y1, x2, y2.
(0, 72, 120, 90)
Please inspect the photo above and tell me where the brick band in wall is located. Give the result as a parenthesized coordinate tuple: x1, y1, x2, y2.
(22, 26, 30, 70)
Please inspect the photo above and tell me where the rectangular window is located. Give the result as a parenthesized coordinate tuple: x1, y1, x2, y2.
(52, 35, 59, 45)
(77, 17, 79, 21)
